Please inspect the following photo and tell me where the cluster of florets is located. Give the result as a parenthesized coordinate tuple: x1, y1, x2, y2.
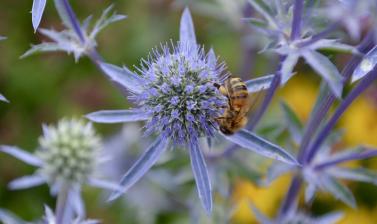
(135, 42, 227, 145)
(37, 118, 101, 184)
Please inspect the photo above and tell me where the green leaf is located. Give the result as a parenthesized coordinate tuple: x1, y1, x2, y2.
(90, 5, 127, 39)
(302, 50, 343, 98)
(319, 175, 356, 208)
(244, 18, 268, 29)
(280, 101, 303, 144)
(247, 0, 278, 29)
(0, 209, 27, 224)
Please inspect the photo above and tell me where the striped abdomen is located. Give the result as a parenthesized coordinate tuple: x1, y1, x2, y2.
(225, 78, 249, 111)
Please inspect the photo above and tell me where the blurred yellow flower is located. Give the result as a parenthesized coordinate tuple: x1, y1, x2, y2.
(231, 175, 291, 224)
(340, 96, 377, 147)
(280, 75, 318, 122)
(338, 207, 377, 224)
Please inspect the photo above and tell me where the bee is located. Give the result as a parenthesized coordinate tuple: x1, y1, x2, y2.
(215, 77, 250, 135)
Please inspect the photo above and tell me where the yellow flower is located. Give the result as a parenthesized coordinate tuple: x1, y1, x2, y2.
(231, 175, 291, 224)
(340, 96, 377, 147)
(338, 207, 377, 224)
(280, 75, 318, 122)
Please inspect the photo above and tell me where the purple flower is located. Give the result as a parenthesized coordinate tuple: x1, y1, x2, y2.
(87, 8, 297, 214)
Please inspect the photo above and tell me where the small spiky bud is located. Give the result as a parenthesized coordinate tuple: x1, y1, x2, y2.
(37, 118, 101, 185)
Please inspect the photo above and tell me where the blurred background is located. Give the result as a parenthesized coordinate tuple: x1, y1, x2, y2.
(1, 0, 377, 223)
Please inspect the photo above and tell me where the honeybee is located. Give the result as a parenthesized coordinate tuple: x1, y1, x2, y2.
(215, 77, 250, 135)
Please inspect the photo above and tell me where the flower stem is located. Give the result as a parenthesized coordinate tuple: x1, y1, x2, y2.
(305, 67, 377, 163)
(247, 56, 284, 129)
(55, 183, 71, 224)
(291, 0, 304, 40)
(280, 31, 375, 219)
(278, 176, 302, 218)
(58, 0, 86, 43)
(299, 31, 375, 163)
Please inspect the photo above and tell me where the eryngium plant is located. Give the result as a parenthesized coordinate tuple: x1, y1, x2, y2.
(87, 8, 297, 214)
(0, 118, 121, 223)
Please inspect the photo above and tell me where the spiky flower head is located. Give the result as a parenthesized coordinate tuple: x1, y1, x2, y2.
(136, 42, 227, 145)
(37, 118, 101, 185)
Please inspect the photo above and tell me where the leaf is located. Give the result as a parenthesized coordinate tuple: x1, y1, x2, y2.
(329, 167, 377, 185)
(32, 0, 47, 32)
(99, 62, 144, 94)
(319, 175, 356, 208)
(266, 163, 295, 184)
(315, 148, 377, 169)
(108, 136, 169, 201)
(189, 141, 212, 215)
(0, 145, 43, 167)
(245, 74, 274, 93)
(8, 174, 45, 190)
(53, 0, 73, 30)
(243, 18, 268, 29)
(247, 0, 277, 29)
(0, 209, 27, 224)
(21, 43, 64, 59)
(0, 94, 9, 103)
(86, 109, 150, 123)
(223, 129, 298, 165)
(352, 45, 377, 82)
(315, 212, 344, 224)
(280, 101, 303, 144)
(180, 8, 197, 45)
(89, 5, 127, 39)
(310, 39, 359, 54)
(249, 203, 272, 224)
(281, 53, 299, 84)
(302, 50, 343, 98)
(305, 183, 317, 203)
(87, 178, 123, 191)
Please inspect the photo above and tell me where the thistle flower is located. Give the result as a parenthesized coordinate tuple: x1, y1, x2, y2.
(0, 118, 121, 219)
(87, 8, 297, 214)
(23, 5, 126, 61)
(246, 0, 360, 97)
(322, 0, 377, 41)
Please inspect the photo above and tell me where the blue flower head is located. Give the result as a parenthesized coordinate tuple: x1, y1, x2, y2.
(137, 41, 227, 145)
(88, 7, 298, 215)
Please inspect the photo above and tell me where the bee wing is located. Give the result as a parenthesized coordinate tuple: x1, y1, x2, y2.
(245, 89, 267, 117)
